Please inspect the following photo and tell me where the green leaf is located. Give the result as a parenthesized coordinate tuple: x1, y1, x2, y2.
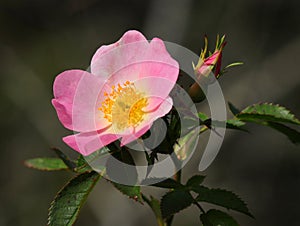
(237, 103, 300, 125)
(76, 155, 87, 167)
(194, 186, 252, 217)
(224, 62, 243, 69)
(24, 158, 68, 171)
(198, 112, 209, 122)
(226, 118, 246, 129)
(218, 62, 243, 78)
(48, 171, 100, 226)
(144, 178, 184, 189)
(74, 155, 93, 173)
(186, 175, 206, 187)
(200, 209, 239, 226)
(112, 183, 142, 202)
(161, 190, 194, 218)
(264, 122, 300, 144)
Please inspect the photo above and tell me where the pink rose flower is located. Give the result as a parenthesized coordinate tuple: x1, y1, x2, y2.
(52, 30, 179, 156)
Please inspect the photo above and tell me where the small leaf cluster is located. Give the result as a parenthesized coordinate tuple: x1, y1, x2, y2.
(113, 174, 252, 225)
(144, 175, 252, 226)
(25, 148, 144, 226)
(25, 149, 252, 225)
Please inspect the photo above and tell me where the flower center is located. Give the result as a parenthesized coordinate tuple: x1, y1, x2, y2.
(99, 81, 148, 131)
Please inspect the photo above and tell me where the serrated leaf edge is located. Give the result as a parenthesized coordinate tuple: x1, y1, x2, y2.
(160, 190, 194, 219)
(47, 171, 100, 226)
(195, 186, 253, 218)
(238, 102, 300, 125)
(111, 181, 143, 203)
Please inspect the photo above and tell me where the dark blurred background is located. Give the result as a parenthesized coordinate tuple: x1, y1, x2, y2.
(1, 0, 300, 225)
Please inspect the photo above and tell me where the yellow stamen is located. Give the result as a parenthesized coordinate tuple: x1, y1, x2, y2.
(99, 81, 148, 131)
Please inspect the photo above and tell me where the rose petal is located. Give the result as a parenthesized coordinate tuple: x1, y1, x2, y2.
(52, 69, 110, 132)
(133, 77, 176, 111)
(63, 130, 119, 156)
(145, 96, 173, 124)
(138, 38, 179, 83)
(91, 30, 148, 78)
(91, 31, 179, 86)
(52, 99, 72, 130)
(103, 63, 142, 88)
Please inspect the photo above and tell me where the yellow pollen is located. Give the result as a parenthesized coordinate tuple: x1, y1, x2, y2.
(99, 81, 148, 131)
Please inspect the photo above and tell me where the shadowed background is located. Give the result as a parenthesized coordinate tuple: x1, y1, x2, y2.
(1, 0, 300, 225)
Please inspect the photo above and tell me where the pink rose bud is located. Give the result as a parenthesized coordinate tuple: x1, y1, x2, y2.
(189, 35, 226, 102)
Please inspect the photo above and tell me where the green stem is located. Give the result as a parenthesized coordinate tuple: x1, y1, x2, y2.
(173, 167, 182, 182)
(142, 193, 151, 204)
(193, 200, 205, 213)
(142, 194, 166, 226)
(166, 159, 183, 226)
(166, 216, 174, 226)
